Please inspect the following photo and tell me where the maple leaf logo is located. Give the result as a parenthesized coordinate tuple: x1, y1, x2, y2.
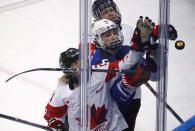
(90, 104, 108, 130)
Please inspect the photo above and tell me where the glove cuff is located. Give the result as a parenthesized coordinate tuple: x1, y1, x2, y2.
(121, 65, 142, 88)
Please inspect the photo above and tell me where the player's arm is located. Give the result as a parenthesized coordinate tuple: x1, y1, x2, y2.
(104, 54, 150, 102)
(110, 16, 156, 101)
(92, 55, 150, 106)
(44, 88, 68, 130)
(111, 62, 150, 101)
(119, 16, 156, 73)
(116, 16, 159, 86)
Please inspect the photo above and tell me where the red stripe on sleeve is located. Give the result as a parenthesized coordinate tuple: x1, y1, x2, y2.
(44, 103, 68, 121)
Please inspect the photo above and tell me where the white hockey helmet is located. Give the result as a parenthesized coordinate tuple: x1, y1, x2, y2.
(92, 19, 124, 54)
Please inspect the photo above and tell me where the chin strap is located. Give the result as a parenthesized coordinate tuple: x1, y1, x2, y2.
(68, 75, 78, 90)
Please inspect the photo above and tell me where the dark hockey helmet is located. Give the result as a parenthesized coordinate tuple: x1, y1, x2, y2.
(59, 48, 79, 69)
(92, 0, 121, 26)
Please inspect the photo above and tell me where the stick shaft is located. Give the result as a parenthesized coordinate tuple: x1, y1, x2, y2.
(0, 113, 53, 130)
(145, 82, 184, 124)
(5, 67, 119, 82)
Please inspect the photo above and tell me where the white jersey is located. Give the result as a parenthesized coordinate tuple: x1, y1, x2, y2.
(121, 24, 141, 99)
(44, 57, 135, 130)
(89, 63, 128, 131)
(50, 83, 81, 131)
(44, 24, 145, 131)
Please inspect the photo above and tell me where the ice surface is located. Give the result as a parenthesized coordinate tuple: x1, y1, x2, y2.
(0, 0, 195, 131)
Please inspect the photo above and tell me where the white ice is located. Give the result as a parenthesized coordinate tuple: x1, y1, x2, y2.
(0, 0, 195, 131)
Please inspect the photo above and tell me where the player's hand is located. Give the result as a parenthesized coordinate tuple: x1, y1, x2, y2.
(122, 64, 150, 88)
(131, 16, 155, 52)
(137, 16, 154, 43)
(48, 119, 67, 131)
(145, 50, 157, 73)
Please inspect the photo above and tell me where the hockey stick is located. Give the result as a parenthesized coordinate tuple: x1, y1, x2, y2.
(145, 82, 184, 124)
(5, 68, 185, 124)
(0, 113, 53, 131)
(5, 68, 73, 82)
(5, 67, 119, 83)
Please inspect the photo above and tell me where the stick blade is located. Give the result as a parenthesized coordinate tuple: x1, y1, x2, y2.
(173, 115, 195, 131)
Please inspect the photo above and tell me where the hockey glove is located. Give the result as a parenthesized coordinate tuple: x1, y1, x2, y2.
(168, 24, 178, 40)
(152, 24, 178, 41)
(131, 16, 155, 52)
(111, 77, 136, 103)
(122, 64, 150, 88)
(48, 119, 67, 131)
(144, 49, 157, 72)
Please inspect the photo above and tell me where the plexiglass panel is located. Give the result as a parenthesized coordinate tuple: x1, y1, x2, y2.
(0, 0, 79, 130)
(1, 0, 195, 131)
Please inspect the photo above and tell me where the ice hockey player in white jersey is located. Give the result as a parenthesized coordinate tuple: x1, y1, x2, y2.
(91, 1, 153, 130)
(44, 48, 150, 131)
(44, 19, 153, 131)
(92, 0, 134, 47)
(92, 1, 178, 130)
